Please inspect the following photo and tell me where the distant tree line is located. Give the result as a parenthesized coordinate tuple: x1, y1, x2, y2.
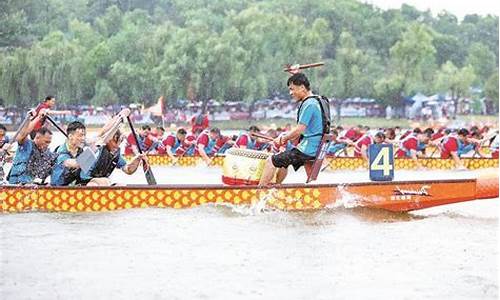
(0, 0, 498, 113)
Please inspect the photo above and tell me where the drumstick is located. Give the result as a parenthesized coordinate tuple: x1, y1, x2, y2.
(283, 62, 324, 72)
(250, 132, 274, 142)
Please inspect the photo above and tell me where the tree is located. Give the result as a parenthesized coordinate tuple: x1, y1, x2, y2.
(375, 23, 436, 111)
(328, 31, 377, 122)
(465, 42, 497, 85)
(484, 70, 499, 113)
(434, 61, 476, 117)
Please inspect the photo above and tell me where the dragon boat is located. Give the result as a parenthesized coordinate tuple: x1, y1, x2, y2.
(1, 169, 497, 214)
(1, 148, 498, 214)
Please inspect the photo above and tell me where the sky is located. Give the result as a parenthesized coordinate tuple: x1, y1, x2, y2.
(363, 0, 499, 20)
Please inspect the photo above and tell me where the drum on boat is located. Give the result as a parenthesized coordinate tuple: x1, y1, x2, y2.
(222, 148, 275, 185)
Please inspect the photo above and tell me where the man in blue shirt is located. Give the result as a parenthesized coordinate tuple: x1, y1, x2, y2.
(259, 73, 325, 186)
(8, 109, 56, 184)
(51, 121, 87, 186)
(80, 109, 147, 186)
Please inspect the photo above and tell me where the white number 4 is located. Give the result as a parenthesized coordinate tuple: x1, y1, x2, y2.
(371, 147, 393, 176)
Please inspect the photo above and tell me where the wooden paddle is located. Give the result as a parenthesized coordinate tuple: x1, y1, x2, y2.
(126, 116, 157, 185)
(283, 62, 324, 72)
(249, 131, 274, 142)
(45, 115, 68, 138)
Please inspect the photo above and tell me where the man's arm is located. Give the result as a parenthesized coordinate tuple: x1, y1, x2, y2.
(277, 124, 306, 145)
(122, 154, 145, 175)
(17, 110, 47, 144)
(198, 143, 211, 164)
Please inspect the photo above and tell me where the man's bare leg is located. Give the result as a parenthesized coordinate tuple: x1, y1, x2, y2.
(275, 167, 288, 183)
(259, 156, 277, 186)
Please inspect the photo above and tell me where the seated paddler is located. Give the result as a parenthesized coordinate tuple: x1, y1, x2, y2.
(80, 110, 148, 186)
(50, 121, 87, 186)
(259, 73, 329, 186)
(7, 109, 57, 185)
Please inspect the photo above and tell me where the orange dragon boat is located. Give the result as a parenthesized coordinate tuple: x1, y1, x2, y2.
(1, 169, 497, 214)
(2, 148, 497, 214)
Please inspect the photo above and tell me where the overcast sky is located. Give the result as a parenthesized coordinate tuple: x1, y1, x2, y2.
(362, 0, 498, 20)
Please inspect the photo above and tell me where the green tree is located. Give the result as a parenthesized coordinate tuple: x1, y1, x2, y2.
(465, 42, 497, 85)
(434, 61, 476, 117)
(375, 23, 436, 110)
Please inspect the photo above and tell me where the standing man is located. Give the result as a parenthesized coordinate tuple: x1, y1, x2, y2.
(191, 111, 209, 134)
(259, 73, 328, 186)
(31, 95, 56, 138)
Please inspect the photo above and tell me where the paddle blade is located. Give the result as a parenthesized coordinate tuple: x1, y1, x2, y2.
(142, 161, 157, 185)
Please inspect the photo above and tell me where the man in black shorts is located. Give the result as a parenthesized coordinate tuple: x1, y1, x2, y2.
(259, 73, 326, 186)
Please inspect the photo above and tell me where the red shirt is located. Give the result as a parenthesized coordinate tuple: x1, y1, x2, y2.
(344, 128, 362, 142)
(354, 135, 373, 157)
(191, 114, 209, 133)
(431, 132, 444, 141)
(194, 132, 210, 155)
(214, 136, 230, 152)
(124, 133, 136, 155)
(33, 102, 52, 131)
(440, 136, 458, 159)
(395, 136, 418, 158)
(235, 134, 251, 148)
(492, 149, 499, 159)
(399, 130, 412, 140)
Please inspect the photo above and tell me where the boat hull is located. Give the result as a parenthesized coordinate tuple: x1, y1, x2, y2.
(2, 169, 497, 213)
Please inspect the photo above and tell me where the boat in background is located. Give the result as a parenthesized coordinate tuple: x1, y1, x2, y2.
(126, 155, 498, 170)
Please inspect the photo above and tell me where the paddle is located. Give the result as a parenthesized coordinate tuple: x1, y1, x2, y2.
(45, 115, 68, 138)
(283, 62, 324, 72)
(126, 116, 157, 185)
(249, 131, 274, 142)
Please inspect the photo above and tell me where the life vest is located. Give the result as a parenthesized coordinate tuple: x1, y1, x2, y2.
(164, 134, 182, 153)
(8, 141, 57, 184)
(196, 131, 216, 155)
(57, 145, 84, 185)
(90, 146, 120, 178)
(440, 135, 466, 155)
(397, 135, 419, 157)
(236, 133, 256, 150)
(354, 135, 374, 156)
(296, 95, 331, 139)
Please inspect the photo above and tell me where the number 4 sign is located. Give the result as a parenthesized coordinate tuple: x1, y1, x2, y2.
(369, 144, 394, 181)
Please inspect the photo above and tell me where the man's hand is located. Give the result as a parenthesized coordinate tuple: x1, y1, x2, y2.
(287, 64, 300, 75)
(119, 108, 131, 118)
(273, 133, 287, 147)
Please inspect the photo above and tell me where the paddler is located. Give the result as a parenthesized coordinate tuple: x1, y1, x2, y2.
(50, 121, 87, 186)
(158, 128, 187, 163)
(7, 109, 57, 185)
(353, 131, 386, 162)
(437, 128, 471, 169)
(235, 125, 262, 150)
(195, 127, 233, 165)
(395, 127, 434, 168)
(79, 109, 148, 186)
(259, 73, 329, 186)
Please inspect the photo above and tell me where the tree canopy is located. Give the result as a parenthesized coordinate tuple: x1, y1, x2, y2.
(0, 0, 498, 110)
